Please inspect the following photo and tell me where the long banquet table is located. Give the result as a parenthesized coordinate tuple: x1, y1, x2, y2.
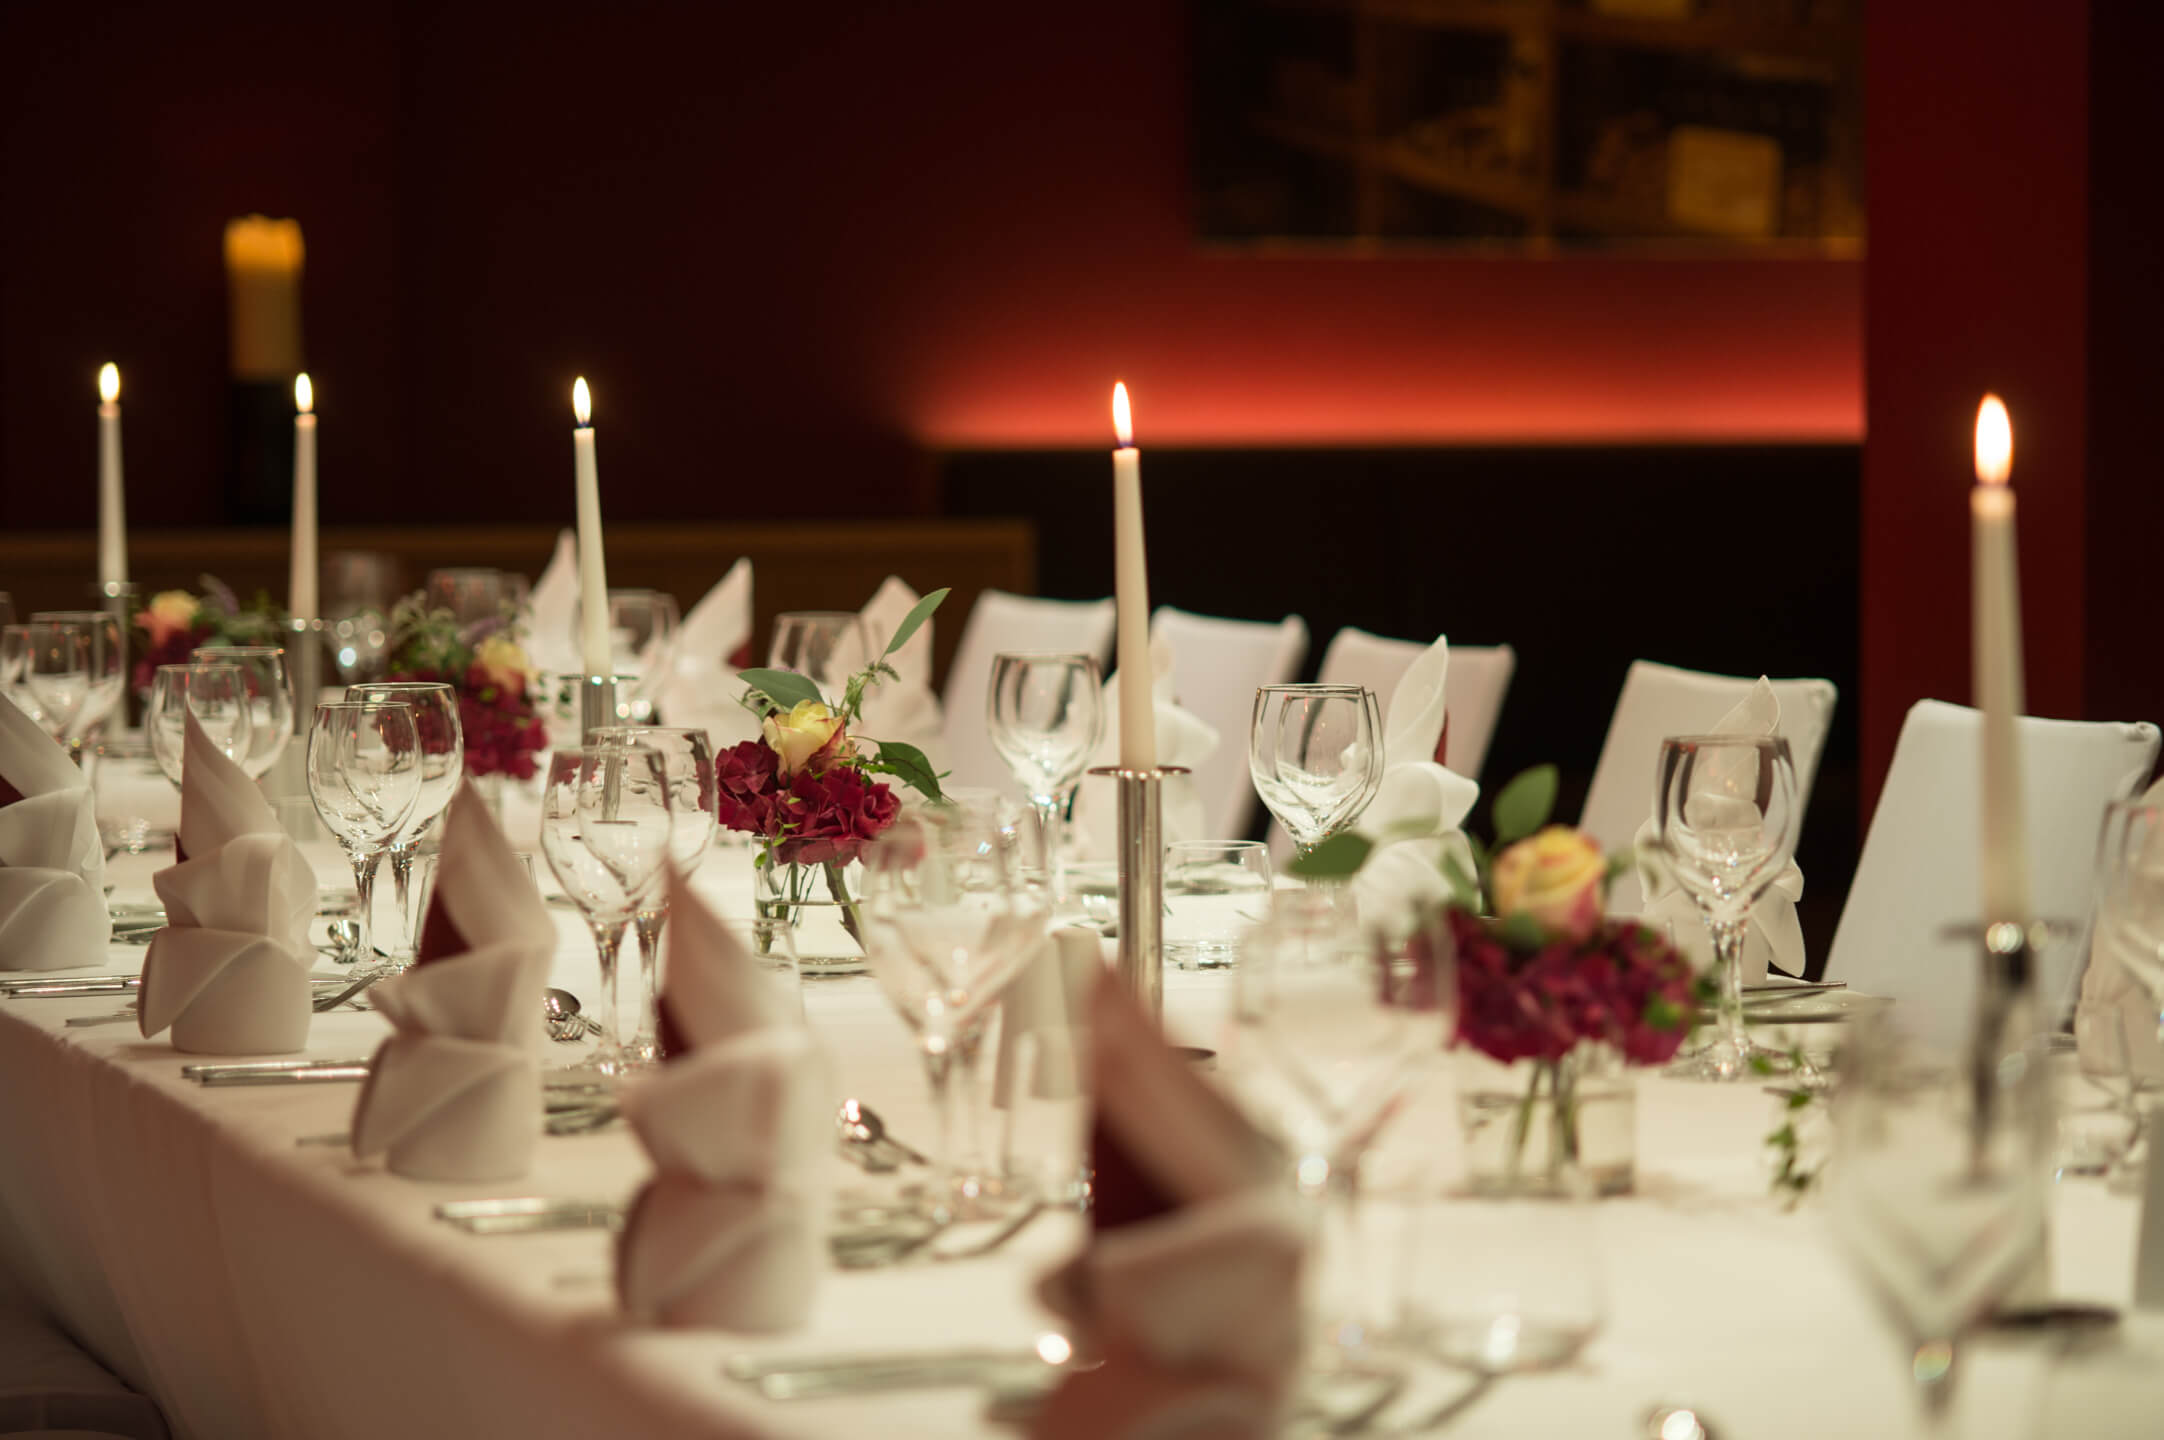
(2, 840, 2160, 1440)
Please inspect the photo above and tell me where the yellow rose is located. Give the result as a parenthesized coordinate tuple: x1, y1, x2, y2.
(472, 633, 532, 693)
(1489, 825, 1607, 942)
(137, 590, 200, 647)
(762, 699, 853, 777)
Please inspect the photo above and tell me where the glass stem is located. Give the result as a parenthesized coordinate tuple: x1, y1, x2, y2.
(349, 848, 383, 962)
(953, 1021, 990, 1189)
(1916, 1338, 1959, 1435)
(388, 843, 415, 955)
(924, 1040, 959, 1220)
(587, 917, 628, 1071)
(1033, 792, 1067, 903)
(1709, 913, 1750, 1064)
(632, 909, 664, 1055)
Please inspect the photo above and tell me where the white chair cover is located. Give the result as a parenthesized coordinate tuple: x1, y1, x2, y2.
(1580, 660, 1838, 914)
(1150, 606, 1309, 841)
(938, 590, 1117, 795)
(1828, 699, 2159, 1050)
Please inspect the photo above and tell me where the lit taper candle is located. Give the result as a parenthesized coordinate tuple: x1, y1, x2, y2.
(290, 374, 318, 623)
(572, 377, 611, 679)
(96, 363, 126, 588)
(1111, 381, 1156, 771)
(1972, 393, 2028, 924)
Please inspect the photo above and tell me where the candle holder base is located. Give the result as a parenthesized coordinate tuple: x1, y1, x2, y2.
(1085, 765, 1189, 1023)
(579, 676, 620, 740)
(287, 617, 324, 732)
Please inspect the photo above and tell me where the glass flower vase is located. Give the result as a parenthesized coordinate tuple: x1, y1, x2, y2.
(1453, 1043, 1637, 1197)
(754, 857, 869, 978)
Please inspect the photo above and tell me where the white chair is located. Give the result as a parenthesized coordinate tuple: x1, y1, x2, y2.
(1150, 606, 1309, 841)
(1580, 660, 1839, 915)
(1827, 700, 2160, 1050)
(939, 590, 1117, 794)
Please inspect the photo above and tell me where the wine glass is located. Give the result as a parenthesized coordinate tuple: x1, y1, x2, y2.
(538, 743, 674, 1077)
(1249, 685, 1386, 853)
(425, 568, 513, 627)
(146, 664, 254, 786)
(22, 619, 93, 752)
(1828, 1011, 2054, 1435)
(1650, 734, 1800, 1081)
(2093, 800, 2164, 1037)
(767, 611, 871, 702)
(859, 806, 1051, 1221)
(987, 652, 1104, 902)
(31, 611, 125, 743)
(590, 725, 716, 1067)
(1, 625, 47, 730)
(307, 701, 424, 970)
(346, 682, 465, 969)
(192, 645, 294, 778)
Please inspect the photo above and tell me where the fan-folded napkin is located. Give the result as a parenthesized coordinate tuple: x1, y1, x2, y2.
(1346, 636, 1481, 935)
(651, 557, 760, 747)
(616, 867, 827, 1331)
(350, 783, 553, 1180)
(2076, 775, 2164, 1080)
(1075, 632, 1219, 857)
(138, 714, 311, 1051)
(0, 695, 110, 968)
(1633, 678, 1806, 983)
(1034, 974, 1301, 1434)
(855, 575, 948, 771)
(523, 528, 584, 679)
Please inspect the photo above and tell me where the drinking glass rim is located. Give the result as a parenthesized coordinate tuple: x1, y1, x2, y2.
(772, 609, 863, 623)
(158, 661, 244, 678)
(345, 680, 456, 695)
(992, 650, 1100, 664)
(32, 610, 119, 625)
(193, 644, 287, 658)
(1166, 839, 1270, 854)
(1661, 733, 1793, 751)
(1257, 683, 1370, 695)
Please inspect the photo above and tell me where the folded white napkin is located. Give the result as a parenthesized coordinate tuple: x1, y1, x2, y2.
(994, 926, 1103, 1108)
(137, 714, 312, 1052)
(1037, 974, 1302, 1425)
(1347, 637, 1481, 934)
(1074, 632, 1219, 858)
(1633, 678, 1806, 983)
(651, 557, 760, 748)
(855, 575, 948, 772)
(2076, 776, 2164, 1080)
(350, 783, 554, 1180)
(616, 867, 827, 1330)
(523, 528, 584, 678)
(0, 696, 110, 968)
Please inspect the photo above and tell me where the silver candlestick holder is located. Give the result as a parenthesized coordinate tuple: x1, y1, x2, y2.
(1086, 765, 1188, 1022)
(579, 675, 620, 740)
(286, 616, 323, 734)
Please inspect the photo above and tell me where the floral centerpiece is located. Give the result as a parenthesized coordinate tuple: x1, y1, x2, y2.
(133, 579, 288, 693)
(383, 593, 548, 780)
(717, 589, 948, 961)
(1300, 765, 1702, 1194)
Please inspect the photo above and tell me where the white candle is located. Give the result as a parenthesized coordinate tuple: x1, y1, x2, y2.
(571, 377, 612, 679)
(1972, 393, 2028, 923)
(1111, 382, 1156, 771)
(290, 374, 318, 622)
(96, 363, 126, 587)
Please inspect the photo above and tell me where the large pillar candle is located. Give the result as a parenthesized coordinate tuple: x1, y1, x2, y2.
(1972, 394, 2028, 924)
(96, 364, 126, 587)
(223, 216, 304, 381)
(571, 378, 611, 679)
(290, 374, 318, 623)
(1111, 382, 1156, 771)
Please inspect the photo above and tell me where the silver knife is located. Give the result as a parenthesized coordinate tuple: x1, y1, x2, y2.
(434, 1198, 624, 1234)
(2, 979, 138, 998)
(725, 1349, 1058, 1400)
(197, 1065, 371, 1086)
(183, 1057, 372, 1079)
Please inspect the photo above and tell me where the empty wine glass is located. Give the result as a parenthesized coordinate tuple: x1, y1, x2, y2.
(987, 652, 1104, 902)
(1828, 1012, 2054, 1435)
(147, 664, 254, 786)
(2093, 800, 2164, 1040)
(1, 625, 47, 730)
(23, 619, 93, 752)
(590, 725, 716, 1067)
(859, 806, 1051, 1221)
(1249, 685, 1386, 853)
(425, 567, 514, 627)
(308, 701, 422, 967)
(767, 611, 870, 702)
(32, 611, 125, 742)
(347, 682, 465, 969)
(539, 743, 674, 1077)
(193, 645, 294, 778)
(1651, 735, 1800, 1081)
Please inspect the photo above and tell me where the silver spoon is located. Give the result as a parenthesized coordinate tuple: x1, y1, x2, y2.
(837, 1099, 929, 1167)
(322, 918, 362, 964)
(544, 988, 602, 1042)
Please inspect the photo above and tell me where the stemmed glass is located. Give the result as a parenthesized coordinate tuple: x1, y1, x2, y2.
(1828, 1012, 2053, 1435)
(1650, 735, 1800, 1081)
(425, 568, 514, 627)
(538, 743, 674, 1077)
(767, 612, 870, 703)
(346, 682, 465, 969)
(2094, 801, 2164, 1041)
(986, 652, 1103, 903)
(1251, 685, 1385, 936)
(22, 619, 93, 753)
(859, 806, 1051, 1221)
(0, 625, 42, 728)
(32, 611, 125, 745)
(192, 645, 294, 778)
(590, 725, 717, 1067)
(307, 701, 423, 966)
(147, 664, 254, 786)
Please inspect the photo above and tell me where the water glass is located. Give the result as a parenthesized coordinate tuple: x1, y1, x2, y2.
(23, 619, 94, 749)
(767, 611, 871, 701)
(307, 701, 424, 970)
(193, 645, 294, 778)
(1164, 840, 1273, 968)
(346, 682, 465, 965)
(91, 736, 178, 859)
(147, 663, 254, 786)
(987, 652, 1104, 902)
(409, 849, 540, 951)
(32, 610, 125, 742)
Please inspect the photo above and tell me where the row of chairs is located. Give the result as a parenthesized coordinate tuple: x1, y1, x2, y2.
(935, 590, 2163, 1034)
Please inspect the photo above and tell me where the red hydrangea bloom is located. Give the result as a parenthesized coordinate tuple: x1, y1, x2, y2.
(1449, 907, 1696, 1068)
(133, 622, 215, 694)
(773, 764, 899, 867)
(716, 739, 784, 838)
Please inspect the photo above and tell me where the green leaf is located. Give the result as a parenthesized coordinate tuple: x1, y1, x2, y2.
(1642, 994, 1684, 1032)
(881, 588, 950, 660)
(1747, 1054, 1777, 1076)
(1495, 912, 1548, 951)
(738, 668, 825, 714)
(1438, 849, 1482, 910)
(1288, 831, 1374, 880)
(1491, 764, 1558, 845)
(868, 739, 943, 801)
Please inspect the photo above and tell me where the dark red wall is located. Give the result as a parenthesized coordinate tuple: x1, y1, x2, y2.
(2, 0, 1861, 536)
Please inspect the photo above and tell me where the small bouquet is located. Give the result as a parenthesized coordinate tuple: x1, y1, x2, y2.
(133, 579, 288, 693)
(384, 594, 548, 780)
(716, 589, 949, 922)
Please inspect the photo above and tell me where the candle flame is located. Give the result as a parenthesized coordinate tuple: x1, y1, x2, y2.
(294, 372, 313, 414)
(573, 376, 592, 427)
(98, 363, 119, 404)
(1112, 381, 1134, 448)
(1975, 394, 2011, 486)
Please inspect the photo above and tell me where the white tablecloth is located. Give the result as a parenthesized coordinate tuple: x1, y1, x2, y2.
(0, 841, 2158, 1440)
